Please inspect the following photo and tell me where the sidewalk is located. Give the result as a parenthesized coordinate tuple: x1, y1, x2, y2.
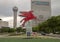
(0, 35, 60, 39)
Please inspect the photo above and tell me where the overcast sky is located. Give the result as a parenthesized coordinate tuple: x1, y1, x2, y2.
(0, 0, 31, 17)
(0, 0, 60, 27)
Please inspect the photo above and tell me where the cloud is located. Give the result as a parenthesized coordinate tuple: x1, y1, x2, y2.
(0, 0, 31, 27)
(0, 0, 60, 27)
(52, 0, 60, 16)
(0, 0, 31, 17)
(1, 16, 24, 27)
(0, 0, 60, 16)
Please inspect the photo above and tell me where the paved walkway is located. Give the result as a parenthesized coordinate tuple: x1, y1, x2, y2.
(0, 34, 60, 39)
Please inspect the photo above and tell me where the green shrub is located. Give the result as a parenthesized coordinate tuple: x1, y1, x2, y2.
(8, 28, 16, 33)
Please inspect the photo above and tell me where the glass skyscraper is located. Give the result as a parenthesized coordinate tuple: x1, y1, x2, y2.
(31, 0, 51, 27)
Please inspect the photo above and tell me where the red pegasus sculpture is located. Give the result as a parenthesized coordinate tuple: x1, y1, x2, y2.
(19, 11, 37, 27)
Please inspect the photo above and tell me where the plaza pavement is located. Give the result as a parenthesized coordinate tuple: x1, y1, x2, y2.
(0, 34, 60, 39)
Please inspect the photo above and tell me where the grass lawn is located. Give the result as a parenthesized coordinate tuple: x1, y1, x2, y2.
(0, 38, 60, 42)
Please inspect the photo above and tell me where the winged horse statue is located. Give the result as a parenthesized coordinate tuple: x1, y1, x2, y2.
(19, 11, 37, 27)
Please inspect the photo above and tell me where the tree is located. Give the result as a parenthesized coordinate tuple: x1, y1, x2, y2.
(0, 27, 10, 33)
(37, 15, 60, 34)
(16, 27, 22, 33)
(32, 26, 39, 32)
(8, 28, 16, 33)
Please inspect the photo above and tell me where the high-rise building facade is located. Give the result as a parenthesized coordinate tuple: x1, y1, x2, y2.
(0, 19, 8, 28)
(31, 0, 51, 26)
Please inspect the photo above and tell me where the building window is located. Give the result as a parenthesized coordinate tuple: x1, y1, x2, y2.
(32, 1, 49, 6)
(39, 15, 43, 20)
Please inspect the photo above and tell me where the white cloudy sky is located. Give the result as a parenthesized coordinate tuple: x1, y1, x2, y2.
(0, 0, 60, 27)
